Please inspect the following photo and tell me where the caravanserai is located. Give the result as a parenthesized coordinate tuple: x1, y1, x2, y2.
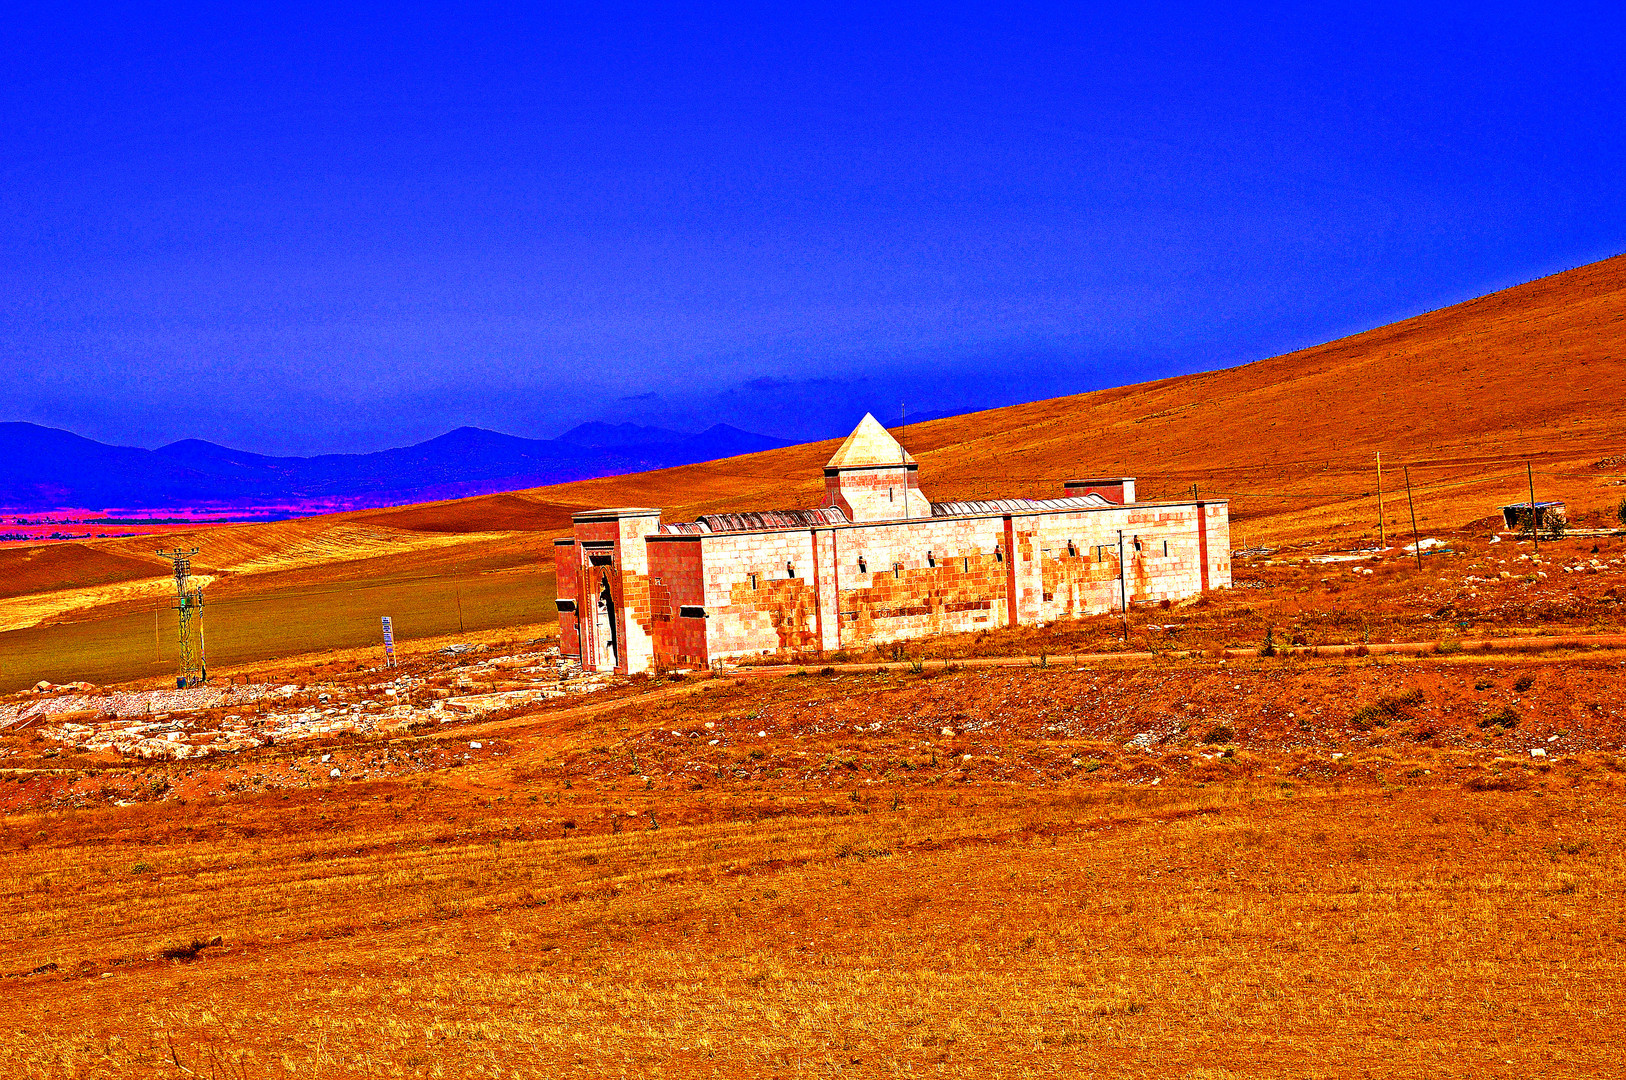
(555, 414, 1230, 673)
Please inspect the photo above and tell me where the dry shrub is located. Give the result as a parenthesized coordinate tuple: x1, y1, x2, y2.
(1353, 688, 1425, 730)
(159, 936, 221, 962)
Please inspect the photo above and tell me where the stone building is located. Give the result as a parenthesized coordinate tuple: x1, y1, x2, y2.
(554, 414, 1229, 673)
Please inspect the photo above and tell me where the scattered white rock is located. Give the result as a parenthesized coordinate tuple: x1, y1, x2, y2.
(1331, 752, 1345, 761)
(329, 767, 342, 777)
(1530, 748, 1547, 758)
(757, 730, 766, 738)
(941, 726, 954, 736)
(469, 741, 483, 749)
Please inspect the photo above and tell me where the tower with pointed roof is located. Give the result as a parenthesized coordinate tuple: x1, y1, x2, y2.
(819, 413, 932, 522)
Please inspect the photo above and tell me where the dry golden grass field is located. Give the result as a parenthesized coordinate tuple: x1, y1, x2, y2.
(3, 258, 1626, 1076)
(4, 538, 1626, 1076)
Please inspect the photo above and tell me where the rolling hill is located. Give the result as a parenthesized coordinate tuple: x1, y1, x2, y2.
(529, 254, 1626, 539)
(3, 253, 1625, 688)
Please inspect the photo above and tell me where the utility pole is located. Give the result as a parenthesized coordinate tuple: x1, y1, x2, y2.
(1117, 530, 1130, 641)
(1376, 452, 1386, 548)
(156, 548, 206, 688)
(1403, 468, 1423, 571)
(1527, 462, 1540, 556)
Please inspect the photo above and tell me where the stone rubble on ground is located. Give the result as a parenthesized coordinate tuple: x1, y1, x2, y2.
(0, 643, 620, 761)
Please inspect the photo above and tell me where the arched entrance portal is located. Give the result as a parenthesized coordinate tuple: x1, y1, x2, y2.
(594, 574, 619, 671)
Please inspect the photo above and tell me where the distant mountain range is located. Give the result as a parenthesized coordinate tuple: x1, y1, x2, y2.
(0, 421, 794, 515)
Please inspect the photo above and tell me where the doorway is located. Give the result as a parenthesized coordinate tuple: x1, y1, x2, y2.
(594, 574, 619, 671)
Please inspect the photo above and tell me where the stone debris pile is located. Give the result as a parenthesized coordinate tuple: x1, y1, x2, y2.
(3, 642, 617, 761)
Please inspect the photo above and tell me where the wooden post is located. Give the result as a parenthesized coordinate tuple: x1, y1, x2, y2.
(1527, 462, 1539, 556)
(1403, 466, 1423, 570)
(1376, 452, 1386, 548)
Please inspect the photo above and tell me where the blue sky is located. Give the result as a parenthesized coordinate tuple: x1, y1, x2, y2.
(2, 3, 1623, 453)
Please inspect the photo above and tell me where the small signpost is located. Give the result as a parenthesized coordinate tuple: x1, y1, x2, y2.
(381, 616, 397, 668)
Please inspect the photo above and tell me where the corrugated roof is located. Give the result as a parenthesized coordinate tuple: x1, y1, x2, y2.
(825, 413, 916, 469)
(659, 507, 849, 534)
(931, 495, 1114, 517)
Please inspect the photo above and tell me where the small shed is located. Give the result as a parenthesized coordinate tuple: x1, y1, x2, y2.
(1501, 501, 1567, 530)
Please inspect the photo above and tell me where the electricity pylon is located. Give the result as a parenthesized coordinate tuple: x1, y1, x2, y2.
(156, 548, 207, 688)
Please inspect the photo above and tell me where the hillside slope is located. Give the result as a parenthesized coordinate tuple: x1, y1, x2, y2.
(533, 254, 1626, 540)
(3, 254, 1625, 688)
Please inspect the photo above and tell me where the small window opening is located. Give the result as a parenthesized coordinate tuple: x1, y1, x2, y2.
(1133, 537, 1143, 552)
(858, 556, 867, 574)
(889, 487, 894, 502)
(893, 562, 902, 579)
(749, 573, 759, 590)
(1067, 539, 1077, 557)
(679, 605, 707, 619)
(1163, 540, 1169, 557)
(786, 561, 796, 578)
(962, 556, 970, 573)
(927, 550, 936, 567)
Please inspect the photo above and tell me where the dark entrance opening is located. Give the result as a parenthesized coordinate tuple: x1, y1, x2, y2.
(595, 574, 619, 670)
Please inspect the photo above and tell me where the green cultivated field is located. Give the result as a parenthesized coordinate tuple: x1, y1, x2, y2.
(0, 566, 557, 691)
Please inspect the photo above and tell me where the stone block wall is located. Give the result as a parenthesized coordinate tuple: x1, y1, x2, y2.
(699, 530, 821, 658)
(1199, 502, 1232, 589)
(825, 516, 1011, 651)
(647, 537, 709, 670)
(553, 538, 580, 658)
(1031, 506, 1202, 618)
(556, 499, 1230, 672)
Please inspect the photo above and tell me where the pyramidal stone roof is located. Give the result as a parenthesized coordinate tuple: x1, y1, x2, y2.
(825, 413, 916, 469)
